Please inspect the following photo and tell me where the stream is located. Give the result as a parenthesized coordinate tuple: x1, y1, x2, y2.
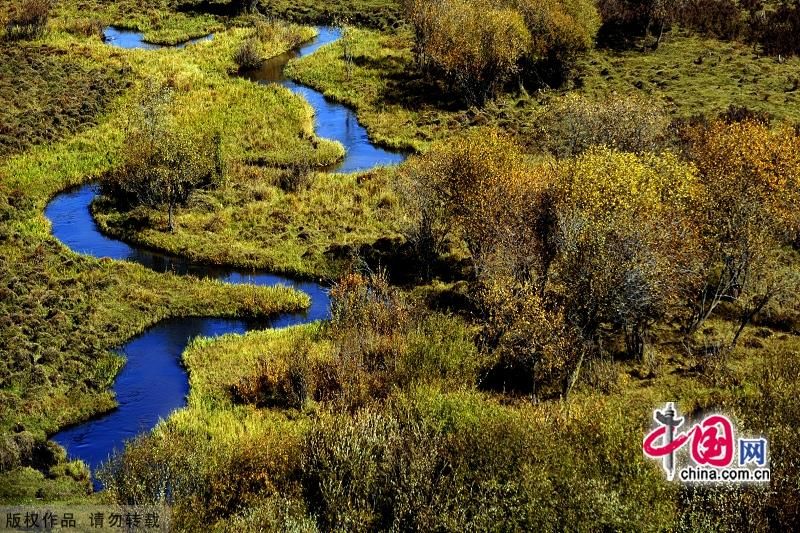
(46, 25, 406, 487)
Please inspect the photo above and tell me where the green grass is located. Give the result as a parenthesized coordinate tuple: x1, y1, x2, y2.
(50, 0, 224, 45)
(579, 31, 800, 123)
(94, 165, 405, 279)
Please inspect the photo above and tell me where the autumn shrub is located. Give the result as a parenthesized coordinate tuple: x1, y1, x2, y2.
(404, 0, 531, 104)
(532, 93, 672, 157)
(3, 0, 50, 40)
(477, 277, 580, 397)
(596, 0, 676, 47)
(683, 120, 800, 337)
(403, 129, 550, 282)
(278, 159, 313, 192)
(64, 17, 104, 39)
(510, 0, 601, 85)
(101, 423, 304, 529)
(325, 270, 410, 407)
(404, 0, 598, 100)
(552, 149, 704, 358)
(301, 390, 675, 531)
(321, 270, 480, 407)
(102, 81, 220, 232)
(677, 343, 800, 530)
(230, 337, 316, 409)
(406, 131, 703, 393)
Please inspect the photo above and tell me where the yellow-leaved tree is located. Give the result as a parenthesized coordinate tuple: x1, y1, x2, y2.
(685, 120, 800, 344)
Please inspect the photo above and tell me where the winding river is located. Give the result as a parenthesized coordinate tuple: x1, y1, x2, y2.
(47, 26, 405, 486)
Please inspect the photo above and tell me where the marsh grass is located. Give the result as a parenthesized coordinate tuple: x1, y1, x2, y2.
(94, 165, 405, 279)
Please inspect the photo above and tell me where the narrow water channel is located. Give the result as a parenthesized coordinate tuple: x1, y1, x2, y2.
(46, 25, 406, 487)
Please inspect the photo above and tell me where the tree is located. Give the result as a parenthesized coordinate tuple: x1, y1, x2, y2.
(511, 0, 601, 85)
(405, 131, 702, 392)
(404, 0, 531, 104)
(684, 120, 800, 338)
(403, 0, 600, 99)
(597, 0, 681, 49)
(102, 81, 219, 232)
(550, 149, 703, 359)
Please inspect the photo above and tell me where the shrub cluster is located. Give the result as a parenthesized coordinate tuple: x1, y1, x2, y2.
(531, 92, 672, 157)
(403, 0, 599, 103)
(3, 0, 50, 40)
(402, 121, 800, 395)
(597, 0, 800, 57)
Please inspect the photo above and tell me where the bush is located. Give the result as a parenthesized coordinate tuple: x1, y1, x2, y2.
(300, 390, 675, 531)
(404, 0, 532, 104)
(278, 160, 313, 192)
(3, 0, 50, 40)
(511, 0, 601, 85)
(598, 0, 744, 47)
(64, 17, 104, 39)
(406, 131, 703, 390)
(683, 120, 800, 338)
(234, 37, 264, 70)
(750, 1, 800, 57)
(101, 81, 220, 232)
(404, 0, 598, 101)
(532, 93, 672, 157)
(677, 0, 744, 40)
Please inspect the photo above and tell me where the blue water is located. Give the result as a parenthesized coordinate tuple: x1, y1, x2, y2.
(241, 26, 407, 173)
(103, 26, 214, 50)
(47, 25, 406, 487)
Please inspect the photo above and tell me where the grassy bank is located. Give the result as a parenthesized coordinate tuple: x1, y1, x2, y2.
(94, 165, 405, 279)
(286, 27, 800, 156)
(0, 17, 323, 503)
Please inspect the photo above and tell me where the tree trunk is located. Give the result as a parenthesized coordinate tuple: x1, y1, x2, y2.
(168, 201, 175, 233)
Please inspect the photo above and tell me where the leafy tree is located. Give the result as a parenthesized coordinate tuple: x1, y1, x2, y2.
(684, 120, 800, 339)
(553, 149, 704, 359)
(102, 81, 219, 232)
(405, 131, 703, 392)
